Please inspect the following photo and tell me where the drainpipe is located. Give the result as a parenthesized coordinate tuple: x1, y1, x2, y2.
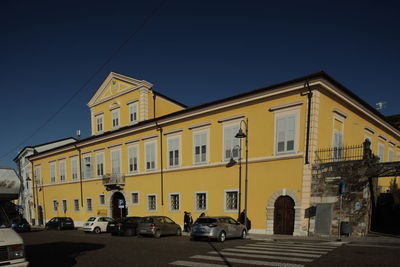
(301, 81, 313, 164)
(153, 92, 164, 206)
(76, 145, 84, 207)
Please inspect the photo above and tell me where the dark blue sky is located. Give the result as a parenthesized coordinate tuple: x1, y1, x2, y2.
(1, 0, 399, 167)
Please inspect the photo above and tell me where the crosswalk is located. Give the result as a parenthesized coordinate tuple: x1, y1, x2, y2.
(169, 241, 341, 267)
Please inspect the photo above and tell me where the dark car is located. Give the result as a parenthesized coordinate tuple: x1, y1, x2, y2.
(107, 216, 142, 236)
(137, 216, 182, 238)
(45, 217, 75, 230)
(11, 217, 31, 232)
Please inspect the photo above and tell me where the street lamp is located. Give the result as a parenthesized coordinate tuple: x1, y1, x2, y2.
(226, 144, 242, 219)
(236, 119, 249, 230)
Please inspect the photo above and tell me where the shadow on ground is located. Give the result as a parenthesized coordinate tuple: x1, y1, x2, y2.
(26, 242, 105, 267)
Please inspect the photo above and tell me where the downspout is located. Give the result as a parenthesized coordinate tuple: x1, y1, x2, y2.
(153, 92, 164, 206)
(30, 162, 38, 223)
(301, 81, 313, 164)
(41, 185, 46, 224)
(76, 145, 84, 207)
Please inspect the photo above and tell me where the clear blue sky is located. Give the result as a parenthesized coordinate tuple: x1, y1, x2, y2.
(1, 0, 399, 167)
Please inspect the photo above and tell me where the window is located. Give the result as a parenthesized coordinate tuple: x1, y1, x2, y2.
(148, 195, 156, 211)
(112, 109, 120, 128)
(378, 143, 385, 162)
(71, 158, 78, 180)
(194, 131, 208, 164)
(53, 200, 58, 212)
(225, 190, 238, 211)
(74, 199, 79, 211)
(96, 114, 103, 133)
(86, 198, 93, 212)
(96, 153, 104, 177)
(145, 141, 156, 171)
(50, 163, 56, 183)
(275, 113, 297, 154)
(34, 167, 41, 185)
(333, 130, 343, 161)
(129, 102, 138, 124)
(168, 136, 180, 168)
(389, 149, 394, 162)
(128, 145, 138, 172)
(82, 156, 92, 179)
(111, 150, 121, 174)
(224, 124, 240, 160)
(62, 200, 67, 213)
(195, 192, 207, 211)
(99, 194, 105, 205)
(59, 161, 66, 182)
(170, 193, 180, 211)
(131, 192, 139, 205)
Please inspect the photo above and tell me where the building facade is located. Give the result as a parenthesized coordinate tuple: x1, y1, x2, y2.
(27, 71, 400, 235)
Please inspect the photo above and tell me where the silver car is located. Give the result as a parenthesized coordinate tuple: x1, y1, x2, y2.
(137, 216, 182, 238)
(190, 216, 247, 242)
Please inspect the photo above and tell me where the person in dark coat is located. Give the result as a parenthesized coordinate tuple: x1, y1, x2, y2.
(183, 211, 189, 232)
(187, 212, 193, 232)
(239, 210, 251, 230)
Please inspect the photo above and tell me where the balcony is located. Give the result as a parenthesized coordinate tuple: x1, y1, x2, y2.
(102, 173, 125, 191)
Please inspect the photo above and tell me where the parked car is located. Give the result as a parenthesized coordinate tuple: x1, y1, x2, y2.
(107, 216, 142, 236)
(190, 216, 247, 242)
(45, 217, 75, 230)
(82, 216, 114, 234)
(11, 217, 31, 232)
(137, 216, 181, 238)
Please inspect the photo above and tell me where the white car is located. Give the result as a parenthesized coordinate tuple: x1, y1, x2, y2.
(82, 216, 114, 234)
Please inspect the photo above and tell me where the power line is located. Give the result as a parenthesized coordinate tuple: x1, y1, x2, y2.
(1, 0, 167, 161)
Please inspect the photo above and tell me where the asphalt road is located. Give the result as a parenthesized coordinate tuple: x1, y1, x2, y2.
(19, 230, 400, 267)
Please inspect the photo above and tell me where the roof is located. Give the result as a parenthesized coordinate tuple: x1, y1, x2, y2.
(28, 71, 400, 158)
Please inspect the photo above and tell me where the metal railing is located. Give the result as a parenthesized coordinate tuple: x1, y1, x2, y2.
(315, 144, 364, 164)
(102, 173, 125, 185)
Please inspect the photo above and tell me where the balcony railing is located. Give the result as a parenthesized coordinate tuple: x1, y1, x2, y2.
(315, 144, 364, 164)
(102, 173, 125, 188)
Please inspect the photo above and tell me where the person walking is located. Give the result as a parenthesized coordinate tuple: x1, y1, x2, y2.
(183, 211, 188, 232)
(187, 212, 193, 232)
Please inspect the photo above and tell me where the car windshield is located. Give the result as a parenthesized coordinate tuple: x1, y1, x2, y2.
(0, 207, 11, 228)
(195, 218, 217, 224)
(87, 217, 96, 222)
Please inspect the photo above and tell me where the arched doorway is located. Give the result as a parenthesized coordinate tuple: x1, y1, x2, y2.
(273, 196, 295, 235)
(111, 192, 127, 219)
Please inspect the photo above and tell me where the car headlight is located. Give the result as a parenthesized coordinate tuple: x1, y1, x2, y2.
(9, 244, 24, 260)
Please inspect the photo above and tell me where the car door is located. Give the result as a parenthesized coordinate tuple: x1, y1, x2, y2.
(98, 217, 108, 232)
(157, 217, 168, 235)
(227, 217, 241, 237)
(164, 217, 176, 234)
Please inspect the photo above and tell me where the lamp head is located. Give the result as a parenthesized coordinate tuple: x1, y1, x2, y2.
(235, 128, 247, 138)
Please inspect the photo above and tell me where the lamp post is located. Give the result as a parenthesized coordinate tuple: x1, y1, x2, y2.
(226, 144, 242, 220)
(235, 119, 249, 230)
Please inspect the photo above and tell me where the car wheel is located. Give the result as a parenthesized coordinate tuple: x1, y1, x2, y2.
(241, 229, 247, 239)
(93, 227, 101, 234)
(218, 231, 226, 242)
(176, 228, 182, 236)
(154, 229, 161, 239)
(125, 228, 134, 237)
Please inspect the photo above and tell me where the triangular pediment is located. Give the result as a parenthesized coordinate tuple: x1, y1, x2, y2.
(88, 72, 153, 108)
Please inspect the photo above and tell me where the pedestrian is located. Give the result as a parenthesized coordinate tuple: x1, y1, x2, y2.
(183, 211, 188, 232)
(187, 212, 193, 232)
(239, 209, 251, 230)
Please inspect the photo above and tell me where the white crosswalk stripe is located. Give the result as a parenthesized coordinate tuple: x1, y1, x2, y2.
(169, 240, 340, 267)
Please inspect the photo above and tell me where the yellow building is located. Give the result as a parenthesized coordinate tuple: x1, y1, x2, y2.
(28, 71, 400, 235)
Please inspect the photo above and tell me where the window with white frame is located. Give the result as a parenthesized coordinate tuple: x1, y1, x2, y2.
(170, 193, 180, 211)
(148, 195, 156, 211)
(378, 143, 385, 162)
(129, 102, 138, 124)
(62, 199, 67, 213)
(74, 199, 79, 211)
(71, 158, 78, 180)
(50, 163, 56, 183)
(194, 131, 208, 164)
(389, 149, 394, 162)
(195, 192, 207, 211)
(96, 153, 104, 177)
(82, 156, 92, 179)
(99, 194, 105, 205)
(131, 192, 139, 205)
(145, 141, 156, 171)
(53, 200, 58, 212)
(111, 149, 121, 174)
(168, 136, 180, 168)
(223, 124, 240, 160)
(34, 167, 41, 185)
(333, 130, 343, 161)
(275, 113, 297, 154)
(96, 114, 103, 133)
(86, 198, 93, 212)
(59, 161, 66, 182)
(225, 190, 238, 211)
(112, 109, 120, 128)
(128, 145, 138, 173)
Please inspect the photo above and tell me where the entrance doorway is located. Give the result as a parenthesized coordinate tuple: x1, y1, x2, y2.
(111, 192, 127, 219)
(273, 196, 295, 235)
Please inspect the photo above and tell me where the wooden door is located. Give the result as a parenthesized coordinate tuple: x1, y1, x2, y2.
(273, 196, 295, 235)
